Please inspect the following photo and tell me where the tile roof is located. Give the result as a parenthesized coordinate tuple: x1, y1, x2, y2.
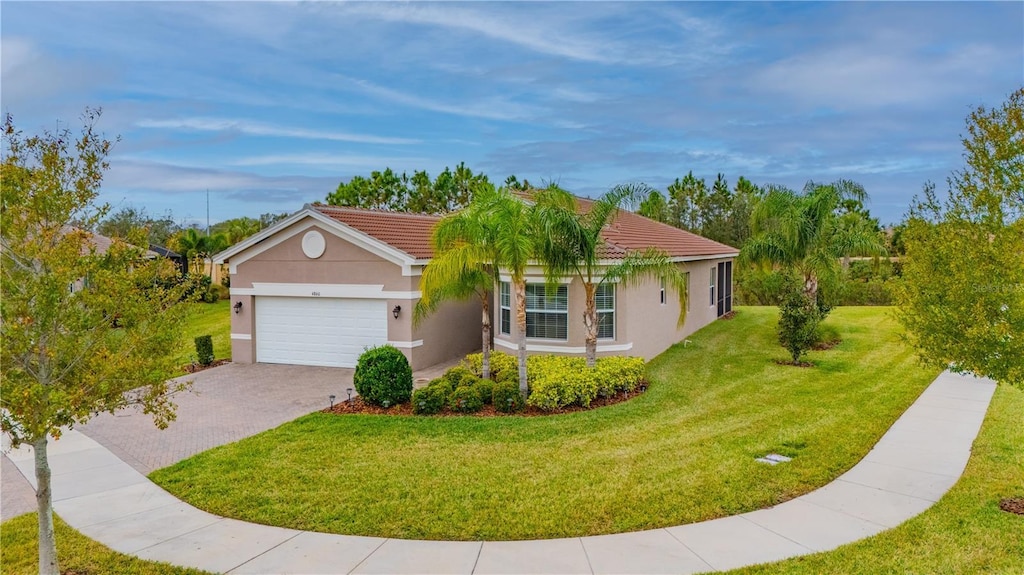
(311, 198, 737, 262)
(312, 204, 440, 259)
(576, 197, 739, 259)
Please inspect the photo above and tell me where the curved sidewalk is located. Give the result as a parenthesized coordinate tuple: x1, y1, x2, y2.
(7, 371, 996, 574)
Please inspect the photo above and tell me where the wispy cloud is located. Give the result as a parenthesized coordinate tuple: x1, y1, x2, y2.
(342, 76, 538, 122)
(135, 117, 418, 145)
(231, 153, 429, 169)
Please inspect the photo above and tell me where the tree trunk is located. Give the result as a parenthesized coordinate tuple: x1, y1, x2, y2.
(804, 273, 818, 307)
(480, 295, 492, 381)
(583, 282, 598, 368)
(514, 279, 528, 399)
(34, 437, 59, 575)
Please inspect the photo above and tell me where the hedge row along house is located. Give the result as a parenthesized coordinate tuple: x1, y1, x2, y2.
(214, 199, 737, 370)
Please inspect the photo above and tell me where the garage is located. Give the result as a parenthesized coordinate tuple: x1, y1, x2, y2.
(254, 296, 387, 368)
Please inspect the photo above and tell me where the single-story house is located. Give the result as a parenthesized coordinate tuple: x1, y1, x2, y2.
(214, 202, 737, 370)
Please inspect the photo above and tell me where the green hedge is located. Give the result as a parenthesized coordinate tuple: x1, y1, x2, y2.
(463, 350, 518, 381)
(526, 356, 599, 410)
(194, 335, 214, 366)
(353, 345, 413, 407)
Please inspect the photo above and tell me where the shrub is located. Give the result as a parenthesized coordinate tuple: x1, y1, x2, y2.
(411, 385, 446, 415)
(448, 385, 483, 413)
(594, 356, 646, 396)
(493, 380, 525, 413)
(777, 291, 822, 363)
(526, 356, 599, 411)
(463, 350, 518, 381)
(353, 345, 413, 407)
(473, 378, 494, 405)
(194, 335, 214, 366)
(202, 285, 220, 303)
(442, 366, 475, 388)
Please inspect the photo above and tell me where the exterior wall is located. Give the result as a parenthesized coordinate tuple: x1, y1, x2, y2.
(492, 257, 734, 361)
(227, 219, 482, 370)
(411, 297, 486, 369)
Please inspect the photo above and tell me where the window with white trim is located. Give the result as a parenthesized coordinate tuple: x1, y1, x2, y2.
(499, 281, 511, 335)
(525, 283, 568, 340)
(709, 266, 716, 306)
(596, 283, 615, 340)
(659, 278, 666, 305)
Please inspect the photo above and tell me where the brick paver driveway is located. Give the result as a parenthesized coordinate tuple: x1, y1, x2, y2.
(79, 362, 352, 474)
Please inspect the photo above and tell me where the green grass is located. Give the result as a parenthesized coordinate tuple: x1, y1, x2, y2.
(172, 301, 231, 369)
(731, 382, 1024, 575)
(150, 307, 939, 540)
(0, 514, 211, 575)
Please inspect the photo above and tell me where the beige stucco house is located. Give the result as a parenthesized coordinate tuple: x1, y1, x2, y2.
(214, 202, 737, 371)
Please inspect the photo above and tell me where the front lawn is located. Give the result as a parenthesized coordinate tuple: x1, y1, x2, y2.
(151, 307, 939, 540)
(171, 301, 231, 369)
(0, 514, 210, 575)
(732, 382, 1024, 574)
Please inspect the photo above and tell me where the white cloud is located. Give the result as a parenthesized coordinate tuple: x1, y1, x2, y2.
(342, 76, 539, 122)
(135, 117, 418, 145)
(231, 153, 429, 169)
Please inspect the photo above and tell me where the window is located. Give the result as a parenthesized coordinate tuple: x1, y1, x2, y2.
(499, 282, 511, 335)
(659, 278, 666, 305)
(525, 283, 568, 340)
(709, 266, 716, 306)
(596, 283, 615, 340)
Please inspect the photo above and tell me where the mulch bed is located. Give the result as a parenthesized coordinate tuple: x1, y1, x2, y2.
(812, 338, 842, 351)
(774, 359, 814, 368)
(322, 384, 650, 417)
(181, 359, 230, 374)
(999, 497, 1024, 515)
(718, 311, 737, 320)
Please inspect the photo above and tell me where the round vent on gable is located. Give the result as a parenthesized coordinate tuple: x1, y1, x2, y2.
(301, 230, 326, 259)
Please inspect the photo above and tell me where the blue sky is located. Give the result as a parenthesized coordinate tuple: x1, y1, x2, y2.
(3, 2, 1022, 226)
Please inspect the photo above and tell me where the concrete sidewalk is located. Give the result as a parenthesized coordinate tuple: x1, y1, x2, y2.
(6, 371, 996, 574)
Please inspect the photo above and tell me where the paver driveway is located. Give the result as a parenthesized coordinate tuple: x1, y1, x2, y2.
(78, 362, 353, 474)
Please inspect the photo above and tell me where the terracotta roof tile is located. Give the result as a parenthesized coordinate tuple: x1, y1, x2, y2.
(313, 204, 440, 259)
(311, 199, 737, 262)
(577, 197, 739, 258)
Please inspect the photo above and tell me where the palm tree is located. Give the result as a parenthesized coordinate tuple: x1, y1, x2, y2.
(534, 184, 691, 367)
(415, 200, 498, 379)
(741, 180, 887, 312)
(172, 229, 229, 276)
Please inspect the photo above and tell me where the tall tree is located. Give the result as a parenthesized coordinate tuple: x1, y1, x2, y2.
(1, 110, 193, 575)
(667, 171, 707, 231)
(534, 184, 690, 366)
(740, 180, 887, 314)
(895, 88, 1024, 387)
(728, 176, 760, 247)
(326, 164, 493, 214)
(98, 206, 181, 248)
(700, 173, 734, 244)
(171, 228, 229, 275)
(638, 189, 671, 223)
(415, 197, 499, 379)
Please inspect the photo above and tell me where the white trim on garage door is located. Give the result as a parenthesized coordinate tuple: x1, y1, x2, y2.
(255, 296, 388, 368)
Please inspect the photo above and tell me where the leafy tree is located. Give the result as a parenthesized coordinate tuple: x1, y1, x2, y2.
(326, 164, 493, 214)
(170, 228, 229, 275)
(700, 173, 734, 245)
(415, 198, 499, 379)
(740, 180, 887, 316)
(258, 211, 290, 230)
(728, 176, 760, 247)
(777, 290, 822, 364)
(638, 189, 671, 223)
(666, 171, 707, 231)
(534, 184, 690, 366)
(1, 110, 193, 575)
(98, 206, 181, 248)
(211, 216, 260, 244)
(896, 88, 1024, 387)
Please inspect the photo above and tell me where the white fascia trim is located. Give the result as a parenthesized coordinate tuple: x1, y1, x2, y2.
(231, 283, 421, 299)
(230, 333, 252, 340)
(214, 208, 308, 263)
(498, 274, 574, 284)
(493, 338, 633, 354)
(387, 340, 424, 349)
(671, 253, 739, 263)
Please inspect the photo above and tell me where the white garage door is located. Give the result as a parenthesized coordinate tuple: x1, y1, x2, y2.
(255, 297, 388, 368)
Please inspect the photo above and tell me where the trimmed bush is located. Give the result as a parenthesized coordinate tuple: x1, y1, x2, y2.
(442, 366, 475, 388)
(777, 291, 822, 363)
(353, 345, 413, 407)
(194, 335, 214, 366)
(411, 385, 446, 415)
(594, 356, 646, 396)
(463, 350, 518, 381)
(493, 380, 524, 413)
(473, 378, 495, 405)
(526, 356, 598, 411)
(448, 385, 483, 413)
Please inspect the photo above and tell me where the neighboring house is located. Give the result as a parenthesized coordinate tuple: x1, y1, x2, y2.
(148, 244, 188, 276)
(214, 202, 737, 370)
(69, 230, 162, 293)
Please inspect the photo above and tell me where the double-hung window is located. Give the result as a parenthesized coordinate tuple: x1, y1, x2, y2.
(525, 284, 568, 340)
(499, 282, 511, 335)
(596, 283, 615, 340)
